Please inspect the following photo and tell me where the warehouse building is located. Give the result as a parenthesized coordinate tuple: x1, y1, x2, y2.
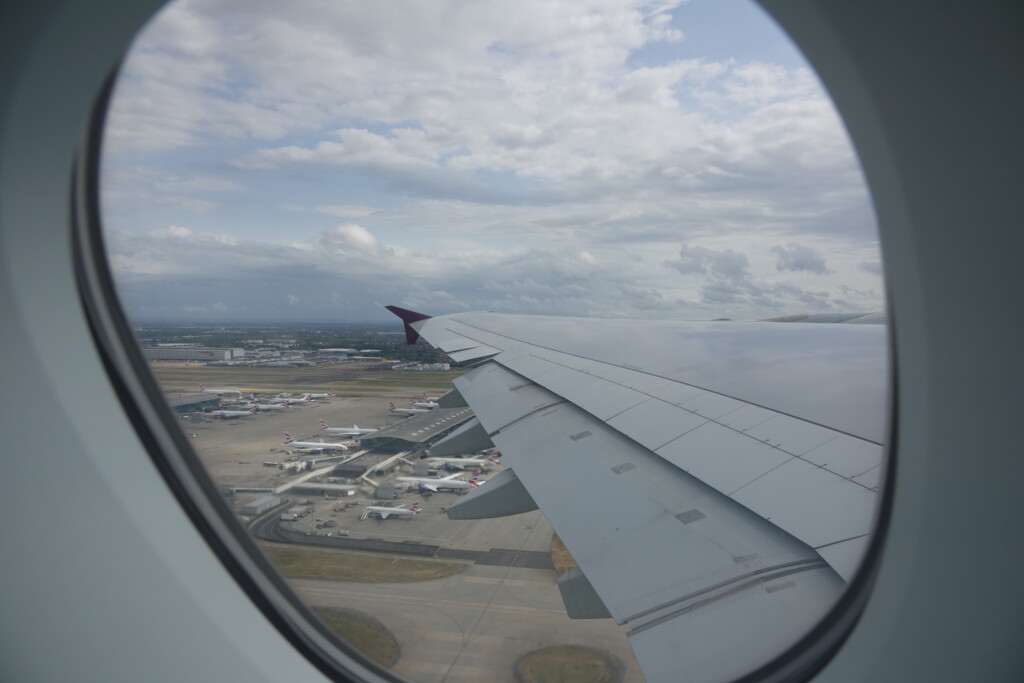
(241, 495, 281, 515)
(168, 394, 222, 415)
(142, 347, 245, 361)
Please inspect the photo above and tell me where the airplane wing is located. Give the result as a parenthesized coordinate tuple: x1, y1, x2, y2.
(388, 306, 887, 683)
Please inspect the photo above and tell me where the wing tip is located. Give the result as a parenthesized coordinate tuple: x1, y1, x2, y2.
(385, 305, 432, 345)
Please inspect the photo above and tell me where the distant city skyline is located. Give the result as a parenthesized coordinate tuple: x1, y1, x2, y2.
(101, 0, 883, 323)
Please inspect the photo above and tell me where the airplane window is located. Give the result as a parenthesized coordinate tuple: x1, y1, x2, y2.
(95, 1, 889, 681)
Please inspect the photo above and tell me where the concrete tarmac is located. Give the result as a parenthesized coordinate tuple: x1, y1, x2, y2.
(292, 563, 645, 683)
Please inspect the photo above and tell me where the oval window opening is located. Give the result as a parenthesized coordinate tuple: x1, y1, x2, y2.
(99, 2, 889, 681)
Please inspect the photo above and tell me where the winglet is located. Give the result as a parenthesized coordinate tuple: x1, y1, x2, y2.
(385, 305, 431, 345)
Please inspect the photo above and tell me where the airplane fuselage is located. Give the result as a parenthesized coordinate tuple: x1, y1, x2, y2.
(427, 457, 488, 470)
(284, 440, 348, 451)
(360, 505, 419, 520)
(396, 476, 480, 492)
(209, 409, 255, 418)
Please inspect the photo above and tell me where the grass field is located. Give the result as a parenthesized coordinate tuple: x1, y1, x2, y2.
(149, 362, 462, 396)
(515, 646, 620, 683)
(261, 544, 468, 582)
(312, 607, 400, 668)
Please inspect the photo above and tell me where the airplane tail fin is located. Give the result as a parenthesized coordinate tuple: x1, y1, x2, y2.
(320, 419, 329, 429)
(470, 477, 482, 487)
(389, 402, 397, 410)
(385, 305, 432, 345)
(200, 384, 206, 391)
(283, 432, 294, 444)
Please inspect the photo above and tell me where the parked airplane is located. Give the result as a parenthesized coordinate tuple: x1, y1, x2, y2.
(409, 398, 438, 409)
(389, 401, 429, 415)
(198, 383, 241, 396)
(359, 503, 421, 521)
(269, 394, 311, 405)
(304, 392, 334, 399)
(208, 408, 257, 419)
(282, 433, 349, 452)
(3, 2, 1021, 683)
(395, 474, 483, 493)
(245, 403, 289, 411)
(424, 456, 491, 471)
(319, 420, 377, 437)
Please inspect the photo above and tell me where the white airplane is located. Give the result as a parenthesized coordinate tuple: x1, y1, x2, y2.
(395, 474, 483, 492)
(425, 455, 494, 471)
(388, 401, 429, 415)
(319, 420, 377, 437)
(198, 383, 241, 396)
(409, 397, 438, 409)
(304, 391, 334, 399)
(269, 394, 311, 405)
(4, 3, 1022, 683)
(208, 408, 257, 419)
(282, 432, 348, 452)
(244, 402, 288, 411)
(359, 502, 421, 520)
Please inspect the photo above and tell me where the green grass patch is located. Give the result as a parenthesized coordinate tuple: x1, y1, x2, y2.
(261, 544, 467, 582)
(515, 646, 619, 683)
(312, 607, 400, 668)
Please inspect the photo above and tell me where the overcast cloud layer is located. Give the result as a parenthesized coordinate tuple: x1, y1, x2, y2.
(101, 0, 884, 323)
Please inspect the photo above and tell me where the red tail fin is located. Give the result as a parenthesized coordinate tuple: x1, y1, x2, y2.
(385, 305, 432, 345)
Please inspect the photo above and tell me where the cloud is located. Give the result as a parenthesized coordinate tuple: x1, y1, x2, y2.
(666, 244, 750, 280)
(318, 223, 390, 256)
(771, 243, 832, 274)
(315, 205, 377, 218)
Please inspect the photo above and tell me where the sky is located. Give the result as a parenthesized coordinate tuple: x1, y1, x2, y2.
(100, 0, 885, 324)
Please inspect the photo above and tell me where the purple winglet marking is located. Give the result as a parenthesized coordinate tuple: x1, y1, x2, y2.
(385, 305, 432, 345)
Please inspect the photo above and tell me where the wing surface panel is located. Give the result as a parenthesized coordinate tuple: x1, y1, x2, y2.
(606, 398, 708, 451)
(413, 312, 887, 442)
(655, 422, 793, 494)
(730, 458, 876, 548)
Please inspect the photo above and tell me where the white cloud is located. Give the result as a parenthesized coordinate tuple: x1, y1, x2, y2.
(318, 223, 389, 256)
(771, 243, 832, 274)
